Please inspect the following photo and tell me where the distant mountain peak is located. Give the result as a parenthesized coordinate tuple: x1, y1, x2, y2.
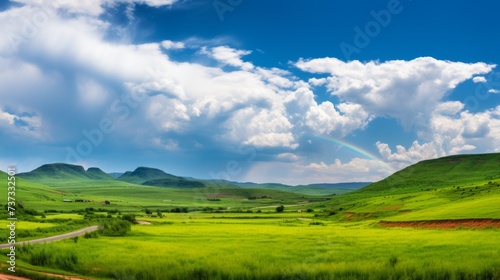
(86, 167, 114, 180)
(117, 166, 180, 184)
(18, 163, 114, 181)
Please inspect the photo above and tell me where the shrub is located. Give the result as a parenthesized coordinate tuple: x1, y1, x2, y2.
(23, 208, 40, 216)
(122, 214, 137, 224)
(84, 231, 99, 239)
(276, 205, 285, 213)
(99, 219, 131, 236)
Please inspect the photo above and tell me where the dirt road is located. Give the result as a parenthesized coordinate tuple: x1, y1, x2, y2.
(0, 226, 99, 249)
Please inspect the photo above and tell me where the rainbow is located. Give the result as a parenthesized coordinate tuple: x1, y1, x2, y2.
(312, 135, 395, 173)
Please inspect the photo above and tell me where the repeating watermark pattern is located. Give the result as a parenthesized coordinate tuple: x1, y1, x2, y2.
(65, 66, 166, 163)
(0, 56, 6, 70)
(6, 0, 62, 53)
(192, 144, 257, 205)
(466, 71, 500, 111)
(6, 166, 17, 273)
(213, 0, 242, 22)
(339, 0, 407, 60)
(208, 144, 256, 181)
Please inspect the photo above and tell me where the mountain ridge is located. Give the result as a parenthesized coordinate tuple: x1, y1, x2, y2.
(117, 167, 182, 184)
(18, 163, 110, 181)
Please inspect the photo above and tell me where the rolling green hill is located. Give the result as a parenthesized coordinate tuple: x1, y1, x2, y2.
(117, 167, 182, 184)
(18, 163, 90, 181)
(18, 163, 114, 181)
(0, 169, 67, 209)
(86, 167, 115, 180)
(363, 153, 500, 193)
(17, 163, 357, 195)
(17, 163, 126, 188)
(324, 153, 500, 221)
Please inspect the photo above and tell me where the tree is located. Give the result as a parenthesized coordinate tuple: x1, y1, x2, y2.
(276, 205, 284, 213)
(122, 214, 136, 224)
(157, 209, 163, 218)
(145, 208, 152, 215)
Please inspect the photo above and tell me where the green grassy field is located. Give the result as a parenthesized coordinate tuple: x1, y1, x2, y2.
(0, 154, 499, 279)
(2, 214, 499, 279)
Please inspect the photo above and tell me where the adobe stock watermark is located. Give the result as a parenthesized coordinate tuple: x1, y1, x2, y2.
(0, 56, 6, 70)
(6, 167, 17, 273)
(7, 0, 62, 52)
(465, 71, 500, 111)
(208, 144, 256, 181)
(213, 0, 242, 22)
(339, 0, 407, 60)
(193, 144, 257, 204)
(65, 66, 169, 163)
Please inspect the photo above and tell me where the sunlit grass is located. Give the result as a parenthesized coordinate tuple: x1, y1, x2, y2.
(5, 216, 498, 279)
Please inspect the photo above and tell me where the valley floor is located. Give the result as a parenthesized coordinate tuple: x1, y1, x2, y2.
(1, 213, 499, 280)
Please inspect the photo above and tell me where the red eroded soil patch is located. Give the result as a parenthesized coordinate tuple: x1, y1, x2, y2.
(0, 273, 31, 280)
(0, 272, 89, 280)
(380, 219, 500, 229)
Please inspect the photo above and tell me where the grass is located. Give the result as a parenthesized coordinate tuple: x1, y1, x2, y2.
(2, 214, 499, 279)
(1, 154, 500, 279)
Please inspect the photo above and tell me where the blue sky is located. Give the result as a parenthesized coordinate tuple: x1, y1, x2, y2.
(0, 0, 499, 184)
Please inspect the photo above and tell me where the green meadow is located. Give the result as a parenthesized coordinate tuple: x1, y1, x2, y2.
(4, 215, 500, 279)
(0, 153, 499, 279)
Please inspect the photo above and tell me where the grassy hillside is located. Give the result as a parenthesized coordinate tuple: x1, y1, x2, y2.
(323, 153, 500, 221)
(17, 163, 119, 187)
(363, 153, 500, 193)
(86, 167, 115, 180)
(18, 163, 90, 181)
(0, 169, 67, 210)
(2, 155, 500, 280)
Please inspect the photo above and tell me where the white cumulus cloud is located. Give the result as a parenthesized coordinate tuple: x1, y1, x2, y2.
(161, 40, 185, 50)
(201, 46, 254, 71)
(472, 76, 487, 83)
(296, 57, 495, 129)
